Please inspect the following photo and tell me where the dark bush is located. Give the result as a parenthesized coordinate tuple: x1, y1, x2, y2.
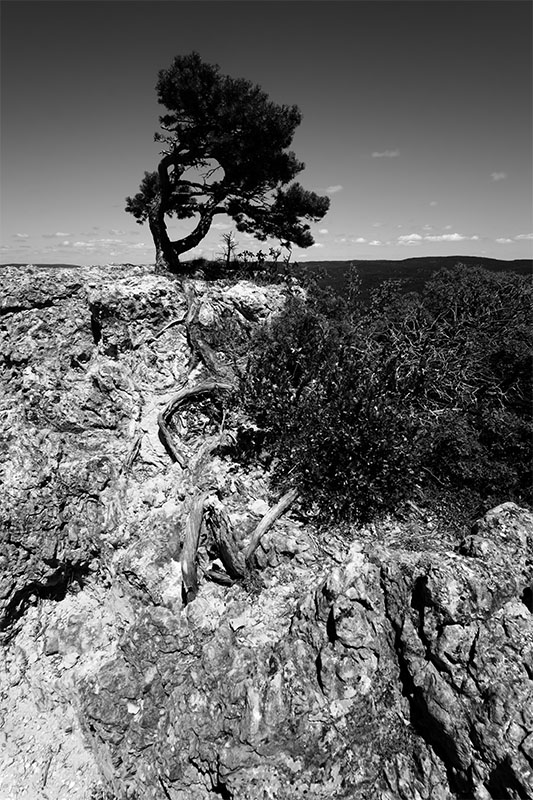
(232, 263, 533, 525)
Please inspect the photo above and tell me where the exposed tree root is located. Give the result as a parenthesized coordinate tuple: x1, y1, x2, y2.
(165, 284, 299, 601)
(158, 380, 234, 467)
(183, 282, 232, 379)
(153, 314, 187, 341)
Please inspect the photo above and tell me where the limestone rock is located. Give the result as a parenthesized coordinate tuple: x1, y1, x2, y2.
(1, 264, 531, 800)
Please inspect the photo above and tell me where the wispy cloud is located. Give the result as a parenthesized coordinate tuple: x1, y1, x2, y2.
(515, 233, 533, 240)
(368, 240, 382, 246)
(354, 237, 367, 243)
(496, 238, 513, 244)
(399, 231, 479, 245)
(425, 233, 467, 242)
(212, 221, 232, 231)
(372, 149, 399, 158)
(66, 238, 124, 249)
(326, 185, 343, 194)
(398, 233, 423, 245)
(318, 228, 328, 235)
(429, 201, 438, 207)
(312, 242, 324, 248)
(490, 172, 507, 181)
(43, 231, 71, 238)
(13, 233, 29, 239)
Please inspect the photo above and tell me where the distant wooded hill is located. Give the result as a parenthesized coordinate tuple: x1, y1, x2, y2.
(294, 256, 532, 302)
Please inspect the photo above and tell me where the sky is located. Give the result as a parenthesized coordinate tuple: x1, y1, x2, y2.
(1, 0, 532, 266)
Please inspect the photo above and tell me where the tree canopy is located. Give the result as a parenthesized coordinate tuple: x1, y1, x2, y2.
(125, 52, 330, 272)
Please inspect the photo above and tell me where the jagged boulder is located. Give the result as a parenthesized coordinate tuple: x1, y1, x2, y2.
(74, 503, 532, 800)
(379, 501, 533, 799)
(0, 265, 186, 633)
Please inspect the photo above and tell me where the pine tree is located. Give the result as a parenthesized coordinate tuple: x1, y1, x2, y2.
(125, 52, 329, 272)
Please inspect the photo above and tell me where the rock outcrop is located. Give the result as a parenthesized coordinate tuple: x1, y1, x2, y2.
(1, 263, 531, 800)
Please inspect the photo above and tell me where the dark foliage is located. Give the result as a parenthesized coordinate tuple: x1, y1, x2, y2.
(125, 52, 329, 271)
(231, 264, 533, 526)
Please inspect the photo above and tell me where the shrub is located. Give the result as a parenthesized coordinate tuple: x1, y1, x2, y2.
(232, 264, 533, 525)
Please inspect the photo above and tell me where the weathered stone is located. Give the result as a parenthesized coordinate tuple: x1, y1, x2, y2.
(1, 264, 531, 800)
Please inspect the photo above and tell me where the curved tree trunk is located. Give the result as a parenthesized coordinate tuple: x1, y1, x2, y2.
(149, 203, 217, 274)
(149, 153, 223, 274)
(149, 153, 182, 273)
(171, 209, 217, 259)
(149, 209, 179, 273)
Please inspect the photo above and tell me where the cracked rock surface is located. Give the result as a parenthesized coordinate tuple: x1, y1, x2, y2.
(1, 263, 532, 799)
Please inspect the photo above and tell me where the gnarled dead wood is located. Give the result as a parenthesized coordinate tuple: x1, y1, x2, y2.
(204, 497, 246, 580)
(181, 492, 208, 604)
(180, 487, 299, 600)
(189, 432, 235, 487)
(183, 282, 235, 380)
(158, 380, 234, 466)
(122, 433, 142, 473)
(205, 567, 235, 586)
(244, 488, 299, 569)
(153, 314, 187, 340)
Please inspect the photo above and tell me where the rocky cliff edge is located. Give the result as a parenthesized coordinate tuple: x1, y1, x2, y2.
(0, 263, 532, 800)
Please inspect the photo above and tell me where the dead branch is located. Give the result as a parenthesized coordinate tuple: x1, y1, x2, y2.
(244, 488, 299, 569)
(204, 497, 246, 579)
(181, 492, 208, 604)
(181, 488, 299, 598)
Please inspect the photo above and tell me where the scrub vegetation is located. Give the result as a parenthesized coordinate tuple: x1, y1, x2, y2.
(227, 262, 532, 527)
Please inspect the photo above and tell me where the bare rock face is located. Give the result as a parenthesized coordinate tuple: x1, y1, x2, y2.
(1, 263, 532, 800)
